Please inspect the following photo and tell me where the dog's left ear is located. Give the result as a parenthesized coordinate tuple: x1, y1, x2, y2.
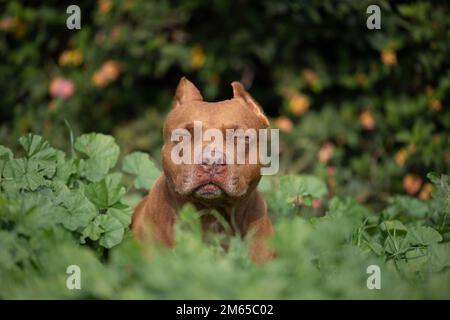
(173, 77, 203, 108)
(232, 82, 269, 127)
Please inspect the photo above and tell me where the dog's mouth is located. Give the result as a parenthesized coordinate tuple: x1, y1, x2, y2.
(193, 182, 225, 200)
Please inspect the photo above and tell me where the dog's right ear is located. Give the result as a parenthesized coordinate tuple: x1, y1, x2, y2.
(173, 77, 203, 108)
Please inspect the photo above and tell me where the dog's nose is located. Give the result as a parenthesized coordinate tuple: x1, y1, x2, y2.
(202, 147, 225, 165)
(201, 148, 226, 174)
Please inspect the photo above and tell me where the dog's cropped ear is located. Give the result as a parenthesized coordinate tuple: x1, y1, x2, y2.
(173, 77, 203, 108)
(231, 82, 269, 127)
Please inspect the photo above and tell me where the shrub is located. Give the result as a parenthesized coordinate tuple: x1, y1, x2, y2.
(0, 134, 449, 299)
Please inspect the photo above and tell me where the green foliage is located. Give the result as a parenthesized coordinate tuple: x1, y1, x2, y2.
(0, 0, 448, 202)
(0, 0, 449, 299)
(281, 174, 328, 206)
(74, 133, 120, 182)
(0, 133, 154, 253)
(122, 152, 160, 189)
(1, 134, 450, 299)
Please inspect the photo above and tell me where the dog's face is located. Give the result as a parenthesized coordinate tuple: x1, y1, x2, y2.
(161, 78, 269, 205)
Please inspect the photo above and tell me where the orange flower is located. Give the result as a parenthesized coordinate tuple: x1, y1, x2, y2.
(289, 93, 309, 116)
(102, 60, 121, 80)
(91, 60, 121, 87)
(49, 77, 75, 99)
(381, 49, 397, 65)
(429, 99, 442, 111)
(99, 0, 112, 13)
(92, 71, 108, 88)
(403, 174, 422, 195)
(59, 49, 83, 67)
(318, 142, 334, 164)
(191, 45, 205, 69)
(359, 110, 375, 130)
(419, 183, 433, 200)
(395, 148, 408, 166)
(275, 116, 293, 133)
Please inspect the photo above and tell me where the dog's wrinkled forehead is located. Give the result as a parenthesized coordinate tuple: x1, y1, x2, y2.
(163, 77, 269, 136)
(164, 100, 263, 134)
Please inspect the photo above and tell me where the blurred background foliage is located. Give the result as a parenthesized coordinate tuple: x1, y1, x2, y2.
(0, 0, 449, 210)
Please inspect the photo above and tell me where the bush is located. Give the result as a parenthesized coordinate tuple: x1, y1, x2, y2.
(1, 134, 449, 299)
(0, 1, 448, 202)
(0, 1, 449, 299)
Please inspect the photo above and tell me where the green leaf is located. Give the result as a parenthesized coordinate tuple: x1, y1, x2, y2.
(383, 196, 428, 219)
(404, 248, 428, 273)
(80, 220, 103, 243)
(0, 231, 29, 269)
(56, 190, 97, 231)
(368, 241, 384, 256)
(97, 215, 124, 248)
(2, 135, 58, 190)
(74, 133, 120, 182)
(384, 235, 408, 255)
(176, 204, 202, 243)
(0, 146, 13, 184)
(0, 146, 13, 159)
(5, 193, 59, 236)
(302, 193, 313, 206)
(54, 150, 77, 182)
(84, 173, 126, 208)
(407, 226, 442, 246)
(428, 243, 450, 272)
(426, 172, 441, 185)
(122, 152, 160, 189)
(280, 174, 327, 205)
(2, 158, 51, 191)
(380, 220, 408, 233)
(107, 205, 132, 228)
(19, 134, 57, 161)
(80, 212, 125, 248)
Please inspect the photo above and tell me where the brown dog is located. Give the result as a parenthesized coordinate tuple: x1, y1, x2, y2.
(131, 77, 275, 262)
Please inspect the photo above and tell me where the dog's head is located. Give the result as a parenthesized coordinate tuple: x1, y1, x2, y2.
(161, 77, 270, 205)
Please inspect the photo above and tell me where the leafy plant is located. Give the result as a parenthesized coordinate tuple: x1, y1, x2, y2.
(0, 133, 159, 252)
(1, 134, 449, 299)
